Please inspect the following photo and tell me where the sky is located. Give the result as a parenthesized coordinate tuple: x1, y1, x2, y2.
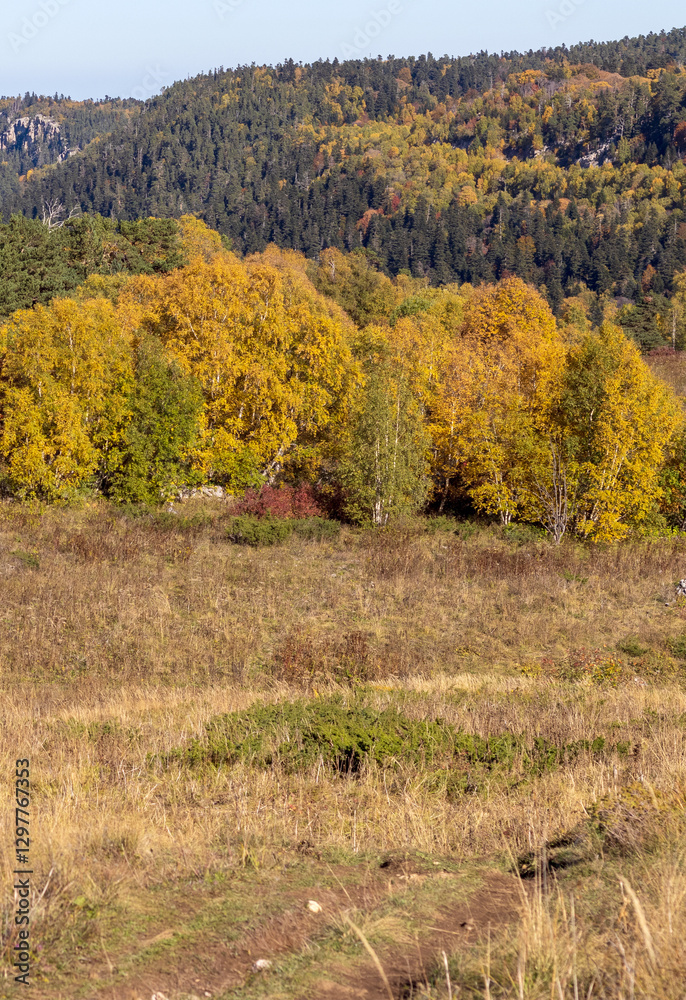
(1, 0, 685, 100)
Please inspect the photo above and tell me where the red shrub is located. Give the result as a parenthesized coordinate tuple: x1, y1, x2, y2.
(646, 345, 677, 357)
(235, 484, 323, 519)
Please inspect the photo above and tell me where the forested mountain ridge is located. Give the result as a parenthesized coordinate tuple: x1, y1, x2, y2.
(4, 26, 686, 322)
(0, 93, 141, 176)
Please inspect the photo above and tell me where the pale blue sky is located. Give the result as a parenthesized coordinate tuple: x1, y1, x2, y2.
(1, 0, 685, 100)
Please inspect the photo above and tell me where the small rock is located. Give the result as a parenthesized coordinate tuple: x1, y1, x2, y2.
(176, 484, 225, 501)
(307, 899, 323, 913)
(667, 578, 686, 605)
(460, 920, 475, 931)
(252, 959, 272, 972)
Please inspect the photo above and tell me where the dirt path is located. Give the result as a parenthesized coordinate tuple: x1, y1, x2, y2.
(27, 861, 530, 1000)
(311, 871, 531, 999)
(34, 863, 387, 1000)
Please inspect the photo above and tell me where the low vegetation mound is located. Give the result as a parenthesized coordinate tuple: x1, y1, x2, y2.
(226, 514, 339, 546)
(160, 698, 636, 788)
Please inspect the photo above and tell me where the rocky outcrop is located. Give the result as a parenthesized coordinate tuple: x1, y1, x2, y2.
(0, 114, 61, 150)
(176, 485, 226, 500)
(575, 139, 616, 168)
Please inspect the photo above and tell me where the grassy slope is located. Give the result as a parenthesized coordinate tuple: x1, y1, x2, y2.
(0, 501, 686, 997)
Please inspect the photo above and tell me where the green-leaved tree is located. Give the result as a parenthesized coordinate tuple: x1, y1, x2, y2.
(106, 339, 203, 504)
(340, 356, 430, 526)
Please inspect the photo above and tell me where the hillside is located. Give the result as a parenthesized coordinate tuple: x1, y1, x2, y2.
(2, 28, 686, 312)
(3, 25, 686, 1000)
(0, 93, 141, 175)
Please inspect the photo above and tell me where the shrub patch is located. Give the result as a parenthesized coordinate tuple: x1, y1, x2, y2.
(160, 698, 637, 785)
(227, 515, 339, 546)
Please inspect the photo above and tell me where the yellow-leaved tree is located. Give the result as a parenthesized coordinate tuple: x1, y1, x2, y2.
(537, 323, 683, 542)
(178, 214, 225, 263)
(120, 249, 360, 489)
(0, 297, 133, 499)
(430, 277, 563, 522)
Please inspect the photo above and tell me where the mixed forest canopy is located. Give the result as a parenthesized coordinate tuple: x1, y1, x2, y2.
(2, 25, 686, 326)
(0, 215, 684, 543)
(3, 27, 686, 539)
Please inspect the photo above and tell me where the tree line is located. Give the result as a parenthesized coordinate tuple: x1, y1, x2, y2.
(0, 217, 684, 543)
(4, 35, 686, 320)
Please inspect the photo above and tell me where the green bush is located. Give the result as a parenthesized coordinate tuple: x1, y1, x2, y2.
(454, 520, 481, 541)
(617, 636, 650, 657)
(423, 515, 460, 535)
(227, 515, 294, 546)
(668, 634, 686, 659)
(120, 505, 215, 532)
(11, 548, 40, 570)
(160, 697, 630, 783)
(226, 514, 339, 546)
(291, 517, 340, 542)
(502, 522, 547, 546)
(174, 700, 459, 773)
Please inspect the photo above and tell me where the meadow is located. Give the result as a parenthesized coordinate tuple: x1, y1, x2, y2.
(1, 500, 686, 999)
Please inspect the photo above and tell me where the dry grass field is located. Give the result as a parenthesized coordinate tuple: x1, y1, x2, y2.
(1, 501, 686, 999)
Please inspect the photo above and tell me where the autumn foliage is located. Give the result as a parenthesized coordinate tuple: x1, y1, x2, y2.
(0, 218, 683, 541)
(234, 484, 323, 519)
